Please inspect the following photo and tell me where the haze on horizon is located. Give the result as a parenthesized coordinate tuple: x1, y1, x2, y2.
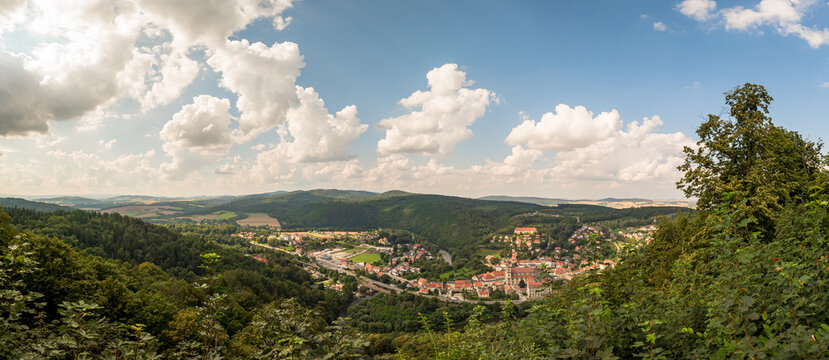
(0, 0, 827, 200)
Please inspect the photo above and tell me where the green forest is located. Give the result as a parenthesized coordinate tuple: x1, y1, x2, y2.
(1, 83, 827, 358)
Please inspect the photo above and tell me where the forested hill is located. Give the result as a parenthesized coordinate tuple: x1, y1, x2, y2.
(0, 197, 69, 212)
(3, 208, 351, 317)
(0, 205, 367, 358)
(201, 192, 545, 253)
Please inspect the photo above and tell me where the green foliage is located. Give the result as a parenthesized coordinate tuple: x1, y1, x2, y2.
(678, 83, 827, 238)
(229, 299, 367, 359)
(0, 198, 68, 212)
(0, 207, 356, 359)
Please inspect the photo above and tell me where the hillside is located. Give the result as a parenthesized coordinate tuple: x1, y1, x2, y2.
(203, 192, 543, 256)
(0, 197, 69, 212)
(478, 195, 568, 206)
(480, 195, 695, 209)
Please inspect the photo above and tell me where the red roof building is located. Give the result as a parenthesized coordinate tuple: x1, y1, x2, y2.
(514, 227, 538, 234)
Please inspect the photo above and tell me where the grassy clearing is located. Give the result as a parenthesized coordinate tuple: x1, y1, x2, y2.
(474, 248, 501, 257)
(213, 210, 237, 220)
(438, 267, 479, 281)
(279, 245, 294, 252)
(349, 252, 381, 265)
(236, 213, 281, 227)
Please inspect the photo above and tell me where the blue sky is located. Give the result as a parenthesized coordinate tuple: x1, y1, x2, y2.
(0, 0, 827, 199)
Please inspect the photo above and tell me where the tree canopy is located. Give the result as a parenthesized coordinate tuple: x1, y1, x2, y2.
(677, 83, 827, 237)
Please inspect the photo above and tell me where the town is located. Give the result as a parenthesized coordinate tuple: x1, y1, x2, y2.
(241, 223, 656, 303)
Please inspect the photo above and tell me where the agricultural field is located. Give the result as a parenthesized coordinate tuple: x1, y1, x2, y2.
(101, 205, 182, 218)
(188, 210, 237, 222)
(236, 213, 281, 227)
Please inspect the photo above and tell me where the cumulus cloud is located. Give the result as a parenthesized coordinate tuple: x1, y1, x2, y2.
(0, 0, 145, 136)
(0, 0, 296, 137)
(721, 0, 802, 30)
(207, 39, 305, 142)
(278, 87, 368, 163)
(160, 95, 234, 150)
(677, 0, 717, 21)
(376, 63, 496, 157)
(138, 47, 201, 111)
(138, 0, 293, 47)
(678, 0, 829, 48)
(159, 95, 234, 179)
(0, 52, 50, 136)
(470, 146, 543, 177)
(546, 115, 694, 182)
(506, 104, 622, 151)
(250, 86, 367, 180)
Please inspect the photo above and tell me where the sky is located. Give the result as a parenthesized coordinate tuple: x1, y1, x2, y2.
(0, 0, 827, 200)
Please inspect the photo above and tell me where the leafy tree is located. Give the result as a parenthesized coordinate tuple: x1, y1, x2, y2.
(677, 83, 826, 237)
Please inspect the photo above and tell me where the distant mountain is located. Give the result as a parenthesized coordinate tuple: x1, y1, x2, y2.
(0, 197, 69, 212)
(478, 196, 569, 206)
(596, 197, 650, 202)
(205, 189, 381, 215)
(37, 196, 102, 207)
(479, 195, 694, 209)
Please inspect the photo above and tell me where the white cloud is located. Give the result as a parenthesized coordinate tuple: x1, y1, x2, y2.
(820, 81, 829, 87)
(0, 0, 296, 137)
(377, 63, 496, 157)
(721, 0, 803, 30)
(138, 0, 293, 47)
(0, 51, 51, 136)
(0, 149, 159, 194)
(679, 0, 829, 48)
(506, 104, 622, 151)
(138, 47, 201, 111)
(277, 87, 367, 163)
(273, 15, 293, 31)
(470, 146, 543, 177)
(780, 22, 829, 48)
(653, 21, 668, 31)
(159, 95, 234, 179)
(98, 139, 116, 151)
(546, 115, 693, 182)
(250, 86, 367, 180)
(677, 0, 717, 21)
(207, 39, 305, 143)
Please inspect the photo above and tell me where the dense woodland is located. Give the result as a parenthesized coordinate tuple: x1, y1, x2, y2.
(1, 83, 828, 358)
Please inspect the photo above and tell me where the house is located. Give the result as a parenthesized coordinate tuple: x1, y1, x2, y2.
(514, 227, 538, 235)
(251, 255, 268, 264)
